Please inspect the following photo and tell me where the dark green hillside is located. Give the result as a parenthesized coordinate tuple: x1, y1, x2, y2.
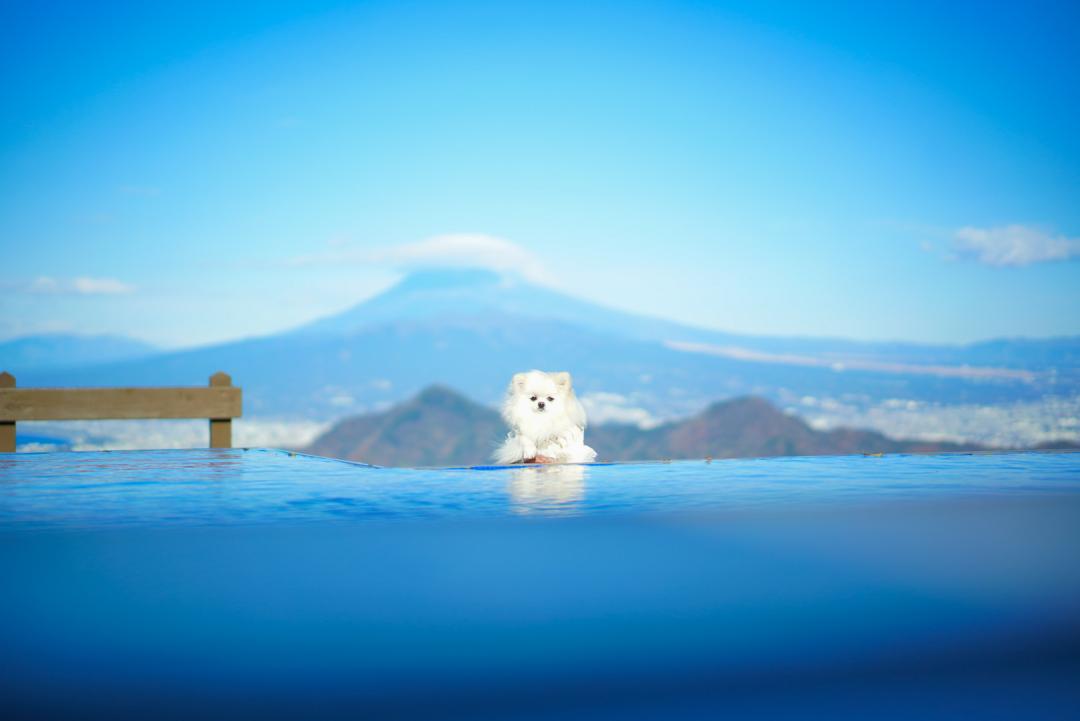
(307, 386, 504, 466)
(307, 386, 984, 466)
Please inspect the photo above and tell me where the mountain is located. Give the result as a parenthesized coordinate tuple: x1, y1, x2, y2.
(20, 269, 1079, 420)
(294, 268, 710, 344)
(588, 396, 983, 461)
(306, 385, 506, 466)
(306, 386, 984, 466)
(0, 333, 158, 374)
(295, 270, 1080, 371)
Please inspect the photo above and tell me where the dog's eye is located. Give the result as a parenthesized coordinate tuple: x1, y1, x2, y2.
(547, 396, 554, 402)
(530, 396, 537, 401)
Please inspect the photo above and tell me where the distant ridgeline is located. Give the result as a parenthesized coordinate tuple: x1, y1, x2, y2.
(0, 334, 158, 371)
(305, 386, 990, 467)
(6, 270, 1079, 424)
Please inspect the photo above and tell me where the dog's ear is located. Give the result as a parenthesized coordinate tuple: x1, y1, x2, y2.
(512, 372, 527, 391)
(553, 371, 572, 388)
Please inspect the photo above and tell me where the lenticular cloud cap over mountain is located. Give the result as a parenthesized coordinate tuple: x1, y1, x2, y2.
(371, 234, 549, 282)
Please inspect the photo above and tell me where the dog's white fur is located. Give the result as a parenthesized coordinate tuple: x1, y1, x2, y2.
(493, 370, 597, 465)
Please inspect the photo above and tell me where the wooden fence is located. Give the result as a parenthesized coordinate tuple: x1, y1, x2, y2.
(0, 371, 242, 453)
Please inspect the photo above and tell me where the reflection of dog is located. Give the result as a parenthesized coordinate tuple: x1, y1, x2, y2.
(493, 370, 597, 465)
(509, 465, 586, 514)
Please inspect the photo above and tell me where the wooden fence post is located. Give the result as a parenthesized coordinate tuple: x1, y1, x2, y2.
(0, 372, 13, 453)
(209, 372, 233, 449)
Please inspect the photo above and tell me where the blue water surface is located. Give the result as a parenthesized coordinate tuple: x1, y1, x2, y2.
(2, 449, 1079, 720)
(1, 448, 1078, 529)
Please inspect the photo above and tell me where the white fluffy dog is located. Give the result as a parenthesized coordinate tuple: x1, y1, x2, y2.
(493, 370, 597, 465)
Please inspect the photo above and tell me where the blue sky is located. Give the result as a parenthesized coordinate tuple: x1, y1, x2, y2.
(2, 0, 1078, 348)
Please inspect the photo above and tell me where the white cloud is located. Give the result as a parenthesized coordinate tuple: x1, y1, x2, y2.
(952, 225, 1080, 267)
(28, 276, 61, 293)
(73, 276, 135, 294)
(285, 233, 548, 282)
(26, 276, 135, 295)
(372, 234, 540, 273)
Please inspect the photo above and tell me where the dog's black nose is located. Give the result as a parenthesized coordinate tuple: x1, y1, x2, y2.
(537, 401, 545, 409)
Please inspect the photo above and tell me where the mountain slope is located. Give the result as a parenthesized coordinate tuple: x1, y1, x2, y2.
(293, 268, 708, 343)
(21, 269, 1078, 420)
(0, 333, 157, 373)
(294, 270, 1080, 371)
(306, 386, 982, 466)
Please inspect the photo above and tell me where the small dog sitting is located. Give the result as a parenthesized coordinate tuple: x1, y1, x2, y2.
(493, 370, 598, 465)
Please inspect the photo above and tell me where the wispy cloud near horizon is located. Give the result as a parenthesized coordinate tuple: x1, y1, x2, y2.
(22, 276, 136, 295)
(951, 225, 1080, 267)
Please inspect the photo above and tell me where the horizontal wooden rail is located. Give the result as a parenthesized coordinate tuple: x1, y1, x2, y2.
(0, 371, 241, 452)
(0, 387, 241, 421)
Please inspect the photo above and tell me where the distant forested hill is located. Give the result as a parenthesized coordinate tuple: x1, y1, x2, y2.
(306, 386, 984, 467)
